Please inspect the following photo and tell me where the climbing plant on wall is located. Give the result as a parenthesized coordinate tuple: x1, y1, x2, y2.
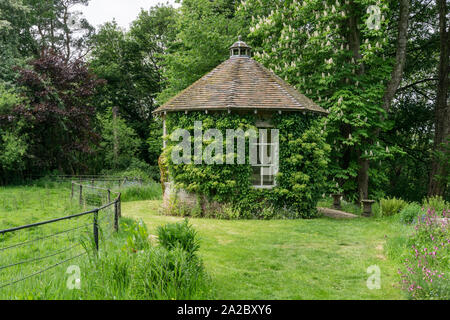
(164, 111, 330, 219)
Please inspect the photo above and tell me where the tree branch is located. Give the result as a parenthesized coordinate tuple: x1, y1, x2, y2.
(397, 78, 438, 92)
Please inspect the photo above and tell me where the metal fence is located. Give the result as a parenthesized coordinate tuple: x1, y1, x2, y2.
(0, 182, 121, 290)
(36, 175, 143, 187)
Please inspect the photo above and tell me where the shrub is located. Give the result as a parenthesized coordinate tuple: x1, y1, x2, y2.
(203, 202, 241, 220)
(398, 208, 449, 300)
(372, 201, 381, 217)
(380, 197, 407, 217)
(164, 194, 202, 217)
(422, 196, 449, 217)
(122, 219, 150, 252)
(157, 219, 200, 256)
(399, 203, 422, 224)
(123, 158, 160, 182)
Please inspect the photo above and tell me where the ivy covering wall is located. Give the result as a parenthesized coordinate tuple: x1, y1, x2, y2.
(163, 111, 330, 219)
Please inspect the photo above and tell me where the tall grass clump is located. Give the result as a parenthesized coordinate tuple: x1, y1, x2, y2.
(380, 197, 407, 217)
(81, 218, 210, 300)
(131, 246, 208, 299)
(119, 182, 162, 202)
(422, 196, 449, 216)
(399, 203, 422, 224)
(157, 219, 200, 256)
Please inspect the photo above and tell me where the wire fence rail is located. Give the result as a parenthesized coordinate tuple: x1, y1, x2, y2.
(0, 182, 122, 290)
(32, 175, 144, 187)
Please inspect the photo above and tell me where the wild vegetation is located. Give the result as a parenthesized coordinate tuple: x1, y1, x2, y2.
(0, 183, 210, 299)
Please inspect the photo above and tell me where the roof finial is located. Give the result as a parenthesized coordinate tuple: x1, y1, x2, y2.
(229, 36, 252, 58)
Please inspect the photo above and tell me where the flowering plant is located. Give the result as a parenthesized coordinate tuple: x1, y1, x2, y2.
(399, 208, 449, 299)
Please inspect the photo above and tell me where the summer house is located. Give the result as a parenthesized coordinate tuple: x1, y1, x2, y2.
(154, 37, 328, 217)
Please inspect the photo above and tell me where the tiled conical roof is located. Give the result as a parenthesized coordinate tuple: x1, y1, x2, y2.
(154, 41, 328, 115)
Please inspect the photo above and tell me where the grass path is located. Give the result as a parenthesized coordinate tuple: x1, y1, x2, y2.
(124, 200, 407, 300)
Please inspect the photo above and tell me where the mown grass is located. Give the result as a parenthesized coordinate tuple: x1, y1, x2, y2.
(126, 200, 410, 300)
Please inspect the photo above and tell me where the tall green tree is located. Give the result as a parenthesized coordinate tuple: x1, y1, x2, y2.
(90, 5, 176, 166)
(25, 0, 94, 61)
(0, 0, 34, 84)
(157, 0, 245, 103)
(428, 0, 449, 196)
(241, 0, 412, 201)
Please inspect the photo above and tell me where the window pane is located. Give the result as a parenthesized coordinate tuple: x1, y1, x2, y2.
(262, 166, 274, 186)
(263, 174, 274, 186)
(251, 166, 261, 186)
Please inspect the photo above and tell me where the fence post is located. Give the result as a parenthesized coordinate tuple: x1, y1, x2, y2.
(71, 182, 74, 200)
(118, 193, 122, 218)
(93, 210, 99, 252)
(108, 189, 111, 203)
(79, 185, 83, 206)
(114, 201, 119, 232)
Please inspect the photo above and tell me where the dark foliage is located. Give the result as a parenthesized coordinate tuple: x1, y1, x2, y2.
(11, 50, 104, 174)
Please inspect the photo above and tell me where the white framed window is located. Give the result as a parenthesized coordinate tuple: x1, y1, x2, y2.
(251, 127, 279, 189)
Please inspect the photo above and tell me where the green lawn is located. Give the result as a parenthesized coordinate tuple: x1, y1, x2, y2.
(125, 200, 408, 300)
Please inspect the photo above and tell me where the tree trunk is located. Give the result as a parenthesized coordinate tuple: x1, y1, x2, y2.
(357, 150, 369, 201)
(348, 3, 368, 201)
(428, 0, 449, 196)
(112, 106, 119, 170)
(381, 0, 410, 114)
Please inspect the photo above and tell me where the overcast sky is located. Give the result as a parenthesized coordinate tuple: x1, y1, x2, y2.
(73, 0, 179, 30)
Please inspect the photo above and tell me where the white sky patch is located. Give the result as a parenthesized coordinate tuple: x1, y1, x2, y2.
(73, 0, 179, 30)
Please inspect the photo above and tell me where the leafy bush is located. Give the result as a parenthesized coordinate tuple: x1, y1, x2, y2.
(372, 201, 381, 217)
(157, 219, 200, 255)
(398, 208, 449, 300)
(399, 203, 422, 224)
(422, 196, 449, 216)
(380, 197, 407, 217)
(98, 108, 142, 171)
(122, 219, 150, 252)
(122, 158, 160, 182)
